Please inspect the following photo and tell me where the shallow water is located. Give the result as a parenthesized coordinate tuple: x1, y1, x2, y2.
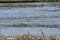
(0, 6, 60, 26)
(0, 6, 60, 36)
(0, 27, 60, 36)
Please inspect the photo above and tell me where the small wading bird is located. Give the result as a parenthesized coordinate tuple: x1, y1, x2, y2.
(56, 35, 60, 40)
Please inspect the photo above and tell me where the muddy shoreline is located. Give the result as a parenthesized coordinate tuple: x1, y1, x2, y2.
(0, 2, 60, 7)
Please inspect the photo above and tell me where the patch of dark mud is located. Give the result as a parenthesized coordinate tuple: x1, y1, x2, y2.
(0, 23, 59, 28)
(41, 10, 60, 12)
(4, 23, 32, 27)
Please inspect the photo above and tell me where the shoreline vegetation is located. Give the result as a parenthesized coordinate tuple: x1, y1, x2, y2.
(0, 34, 59, 40)
(0, 31, 60, 40)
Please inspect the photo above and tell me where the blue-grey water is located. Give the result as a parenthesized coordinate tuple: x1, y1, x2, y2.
(1, 27, 60, 36)
(0, 6, 60, 36)
(0, 6, 60, 25)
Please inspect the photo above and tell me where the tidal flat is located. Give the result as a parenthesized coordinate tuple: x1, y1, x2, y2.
(0, 3, 60, 27)
(0, 2, 60, 40)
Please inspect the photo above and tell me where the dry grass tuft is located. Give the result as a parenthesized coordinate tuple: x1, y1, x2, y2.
(13, 34, 38, 40)
(0, 34, 60, 40)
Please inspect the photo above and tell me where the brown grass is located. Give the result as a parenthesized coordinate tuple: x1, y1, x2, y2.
(1, 34, 60, 40)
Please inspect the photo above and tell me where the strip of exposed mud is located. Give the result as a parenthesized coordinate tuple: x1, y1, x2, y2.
(0, 2, 60, 7)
